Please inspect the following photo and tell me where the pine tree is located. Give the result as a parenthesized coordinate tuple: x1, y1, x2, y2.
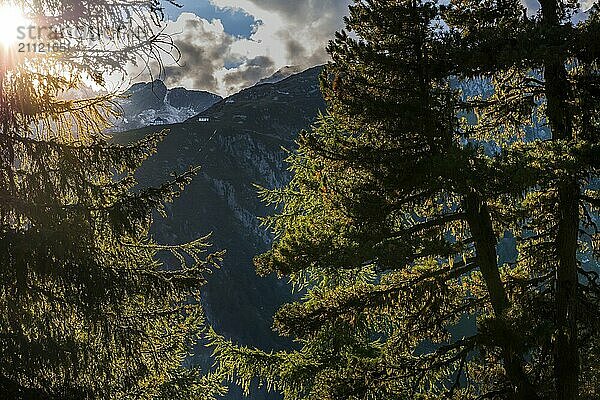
(211, 0, 600, 399)
(0, 1, 224, 398)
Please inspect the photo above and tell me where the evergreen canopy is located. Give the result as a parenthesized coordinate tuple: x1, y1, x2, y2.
(0, 1, 224, 398)
(212, 0, 600, 399)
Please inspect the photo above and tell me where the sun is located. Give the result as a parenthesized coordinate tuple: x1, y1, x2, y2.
(0, 4, 28, 48)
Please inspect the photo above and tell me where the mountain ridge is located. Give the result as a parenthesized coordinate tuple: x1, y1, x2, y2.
(256, 65, 306, 86)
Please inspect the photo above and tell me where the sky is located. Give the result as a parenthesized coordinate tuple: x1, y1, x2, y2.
(133, 0, 351, 96)
(132, 0, 593, 96)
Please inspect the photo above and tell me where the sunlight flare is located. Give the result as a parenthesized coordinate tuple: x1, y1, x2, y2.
(0, 3, 28, 48)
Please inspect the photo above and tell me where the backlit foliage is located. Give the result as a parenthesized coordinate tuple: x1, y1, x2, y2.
(211, 0, 600, 399)
(0, 1, 224, 398)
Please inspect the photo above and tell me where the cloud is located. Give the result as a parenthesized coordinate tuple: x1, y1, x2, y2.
(125, 13, 271, 95)
(161, 16, 234, 93)
(223, 55, 275, 91)
(212, 0, 350, 66)
(126, 1, 349, 96)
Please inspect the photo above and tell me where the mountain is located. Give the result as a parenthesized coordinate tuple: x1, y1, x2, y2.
(188, 66, 324, 139)
(112, 66, 325, 399)
(167, 86, 223, 110)
(114, 66, 315, 133)
(256, 65, 306, 86)
(112, 80, 222, 131)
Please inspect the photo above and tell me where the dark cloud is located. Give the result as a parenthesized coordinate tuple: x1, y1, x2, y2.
(131, 1, 350, 95)
(285, 38, 306, 62)
(162, 16, 234, 92)
(212, 0, 350, 67)
(223, 55, 275, 91)
(266, 0, 350, 67)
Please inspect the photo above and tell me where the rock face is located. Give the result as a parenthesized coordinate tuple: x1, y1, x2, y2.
(112, 80, 222, 132)
(113, 66, 325, 399)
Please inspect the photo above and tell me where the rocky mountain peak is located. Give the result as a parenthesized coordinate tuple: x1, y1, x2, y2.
(111, 80, 222, 132)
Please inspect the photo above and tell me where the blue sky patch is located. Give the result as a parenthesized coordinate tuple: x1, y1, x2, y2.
(162, 0, 257, 37)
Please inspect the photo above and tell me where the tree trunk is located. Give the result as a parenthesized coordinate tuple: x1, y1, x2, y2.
(545, 59, 580, 400)
(538, 0, 580, 397)
(554, 180, 580, 400)
(464, 192, 540, 400)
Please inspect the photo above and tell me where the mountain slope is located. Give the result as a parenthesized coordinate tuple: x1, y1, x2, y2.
(113, 66, 325, 399)
(187, 65, 323, 141)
